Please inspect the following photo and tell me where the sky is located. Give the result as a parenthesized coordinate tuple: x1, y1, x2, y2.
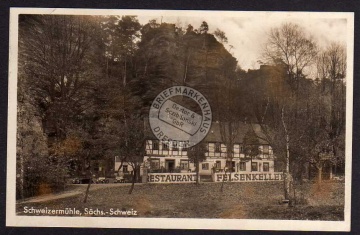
(136, 12, 349, 71)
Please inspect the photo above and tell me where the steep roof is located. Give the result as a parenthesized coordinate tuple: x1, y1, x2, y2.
(204, 122, 269, 144)
(144, 119, 270, 145)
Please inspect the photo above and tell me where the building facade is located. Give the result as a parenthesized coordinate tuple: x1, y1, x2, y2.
(114, 156, 134, 176)
(142, 122, 278, 177)
(144, 139, 193, 174)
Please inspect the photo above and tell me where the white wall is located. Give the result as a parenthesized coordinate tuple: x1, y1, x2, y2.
(114, 161, 134, 176)
(198, 158, 276, 175)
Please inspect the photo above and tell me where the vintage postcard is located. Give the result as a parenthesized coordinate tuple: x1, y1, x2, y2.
(7, 8, 354, 231)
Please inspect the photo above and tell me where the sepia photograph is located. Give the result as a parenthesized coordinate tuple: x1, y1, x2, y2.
(6, 8, 354, 231)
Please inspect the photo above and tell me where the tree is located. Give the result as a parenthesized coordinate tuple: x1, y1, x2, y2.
(16, 72, 49, 199)
(186, 24, 194, 34)
(313, 42, 346, 181)
(86, 16, 142, 190)
(19, 15, 103, 141)
(243, 127, 261, 171)
(199, 21, 209, 34)
(303, 101, 334, 183)
(263, 22, 318, 92)
(260, 23, 319, 201)
(18, 15, 103, 198)
(118, 115, 146, 194)
(212, 65, 243, 173)
(101, 16, 141, 84)
(217, 80, 241, 173)
(187, 141, 207, 184)
(214, 28, 228, 44)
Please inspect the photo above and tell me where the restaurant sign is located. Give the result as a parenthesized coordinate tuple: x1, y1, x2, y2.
(213, 172, 284, 182)
(147, 173, 198, 183)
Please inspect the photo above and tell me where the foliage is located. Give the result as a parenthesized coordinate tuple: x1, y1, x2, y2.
(187, 142, 207, 184)
(243, 128, 261, 160)
(17, 15, 346, 200)
(19, 15, 101, 140)
(258, 23, 346, 191)
(263, 22, 318, 90)
(199, 21, 209, 34)
(214, 28, 228, 44)
(117, 116, 146, 194)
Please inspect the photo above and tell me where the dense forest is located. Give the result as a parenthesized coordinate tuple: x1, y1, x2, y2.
(16, 15, 346, 198)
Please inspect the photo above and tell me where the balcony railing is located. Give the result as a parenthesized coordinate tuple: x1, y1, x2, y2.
(148, 167, 194, 174)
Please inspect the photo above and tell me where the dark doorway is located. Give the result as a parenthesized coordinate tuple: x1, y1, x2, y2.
(165, 160, 175, 172)
(226, 161, 236, 172)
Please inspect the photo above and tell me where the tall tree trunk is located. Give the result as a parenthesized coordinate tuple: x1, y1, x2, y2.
(106, 57, 109, 79)
(128, 167, 137, 194)
(195, 160, 200, 185)
(143, 59, 148, 76)
(220, 168, 227, 192)
(281, 107, 290, 201)
(83, 152, 92, 203)
(123, 56, 127, 86)
(83, 174, 93, 203)
(329, 163, 333, 180)
(19, 154, 24, 199)
(183, 53, 191, 84)
(317, 165, 323, 184)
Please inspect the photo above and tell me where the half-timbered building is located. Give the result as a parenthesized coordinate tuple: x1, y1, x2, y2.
(143, 121, 278, 177)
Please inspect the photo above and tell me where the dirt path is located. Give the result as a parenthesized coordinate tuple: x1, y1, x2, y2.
(16, 183, 139, 204)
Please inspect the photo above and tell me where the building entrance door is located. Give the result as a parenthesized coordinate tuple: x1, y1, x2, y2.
(165, 160, 175, 172)
(226, 161, 236, 172)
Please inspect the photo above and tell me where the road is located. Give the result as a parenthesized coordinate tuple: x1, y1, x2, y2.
(16, 183, 138, 204)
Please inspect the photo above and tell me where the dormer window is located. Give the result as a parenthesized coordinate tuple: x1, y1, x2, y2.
(171, 141, 178, 151)
(263, 145, 269, 155)
(162, 142, 169, 151)
(215, 143, 221, 152)
(152, 140, 159, 150)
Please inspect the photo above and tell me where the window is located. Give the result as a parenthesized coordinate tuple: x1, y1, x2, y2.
(234, 144, 239, 153)
(240, 145, 244, 153)
(150, 159, 160, 170)
(202, 163, 209, 170)
(171, 141, 178, 151)
(263, 162, 269, 172)
(240, 162, 246, 171)
(215, 143, 221, 152)
(162, 142, 169, 150)
(180, 160, 189, 170)
(152, 140, 159, 150)
(251, 162, 258, 171)
(226, 161, 235, 172)
(207, 143, 215, 152)
(215, 161, 221, 169)
(179, 141, 189, 149)
(123, 165, 128, 173)
(263, 145, 269, 155)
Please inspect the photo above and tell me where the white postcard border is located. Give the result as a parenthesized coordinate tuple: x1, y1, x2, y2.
(6, 7, 354, 231)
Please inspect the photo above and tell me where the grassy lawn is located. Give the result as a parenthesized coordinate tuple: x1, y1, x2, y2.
(16, 181, 344, 220)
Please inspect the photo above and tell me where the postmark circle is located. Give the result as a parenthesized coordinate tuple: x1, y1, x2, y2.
(149, 86, 212, 148)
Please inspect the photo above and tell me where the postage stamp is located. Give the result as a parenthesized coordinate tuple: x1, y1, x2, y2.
(149, 86, 212, 147)
(7, 8, 353, 231)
